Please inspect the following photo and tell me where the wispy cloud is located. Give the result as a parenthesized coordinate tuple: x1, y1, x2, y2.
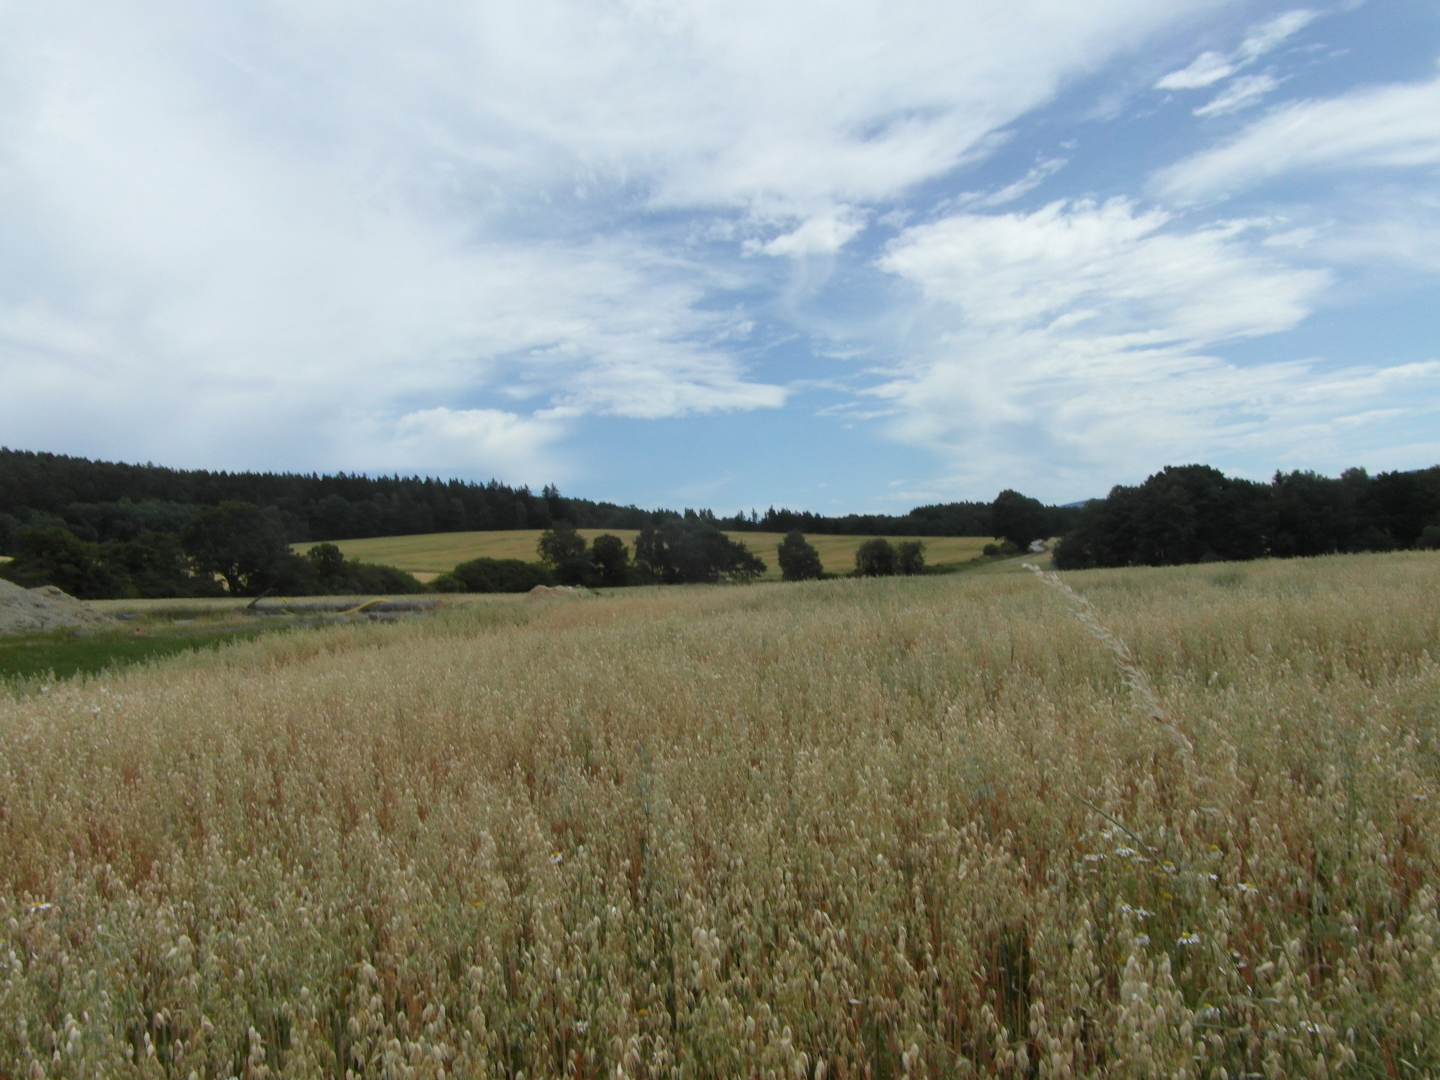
(747, 208, 869, 257)
(958, 157, 1069, 208)
(1194, 74, 1283, 117)
(1156, 75, 1440, 201)
(0, 0, 1433, 506)
(0, 0, 1216, 480)
(1157, 51, 1237, 91)
(1235, 9, 1318, 62)
(1156, 10, 1316, 92)
(865, 198, 1440, 495)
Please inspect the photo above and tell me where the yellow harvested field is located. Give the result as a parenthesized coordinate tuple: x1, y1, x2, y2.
(298, 529, 1000, 580)
(3, 551, 1438, 1075)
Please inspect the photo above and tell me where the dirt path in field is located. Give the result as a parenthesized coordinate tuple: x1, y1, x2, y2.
(0, 578, 119, 634)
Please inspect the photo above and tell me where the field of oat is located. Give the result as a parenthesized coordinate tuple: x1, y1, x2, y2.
(302, 530, 998, 581)
(2, 551, 1438, 1078)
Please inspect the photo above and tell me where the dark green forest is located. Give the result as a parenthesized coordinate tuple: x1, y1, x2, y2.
(3, 449, 1437, 599)
(1055, 464, 1440, 569)
(0, 447, 1072, 547)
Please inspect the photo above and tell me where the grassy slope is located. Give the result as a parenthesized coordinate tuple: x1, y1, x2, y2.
(296, 529, 999, 580)
(3, 552, 1438, 1075)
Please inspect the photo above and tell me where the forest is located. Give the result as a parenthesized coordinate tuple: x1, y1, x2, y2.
(3, 449, 1439, 598)
(1054, 463, 1440, 568)
(0, 448, 1068, 546)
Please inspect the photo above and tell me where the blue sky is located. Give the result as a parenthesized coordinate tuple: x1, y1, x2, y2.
(1, 0, 1437, 511)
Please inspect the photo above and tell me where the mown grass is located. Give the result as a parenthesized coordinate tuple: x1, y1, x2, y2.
(1, 552, 1438, 1077)
(301, 530, 999, 580)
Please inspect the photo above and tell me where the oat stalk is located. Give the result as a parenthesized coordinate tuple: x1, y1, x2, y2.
(1022, 562, 1194, 756)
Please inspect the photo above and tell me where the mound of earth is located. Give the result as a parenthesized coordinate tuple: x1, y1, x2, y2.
(0, 578, 120, 634)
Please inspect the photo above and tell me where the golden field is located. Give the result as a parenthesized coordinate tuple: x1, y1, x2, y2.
(296, 530, 999, 581)
(2, 551, 1439, 1078)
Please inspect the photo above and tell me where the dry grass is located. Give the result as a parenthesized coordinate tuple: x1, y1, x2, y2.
(2, 551, 1438, 1078)
(301, 531, 998, 581)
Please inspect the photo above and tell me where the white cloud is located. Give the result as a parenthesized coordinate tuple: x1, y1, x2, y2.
(0, 0, 1222, 480)
(1157, 75, 1440, 201)
(748, 209, 868, 257)
(865, 199, 1440, 497)
(374, 407, 565, 479)
(1156, 10, 1314, 91)
(1312, 191, 1440, 272)
(1235, 9, 1317, 62)
(961, 157, 1069, 208)
(879, 199, 1323, 341)
(1157, 51, 1236, 90)
(1194, 74, 1281, 117)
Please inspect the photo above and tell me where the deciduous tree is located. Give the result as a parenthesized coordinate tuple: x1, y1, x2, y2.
(538, 522, 592, 585)
(854, 538, 896, 576)
(634, 520, 765, 584)
(777, 530, 824, 581)
(991, 490, 1049, 550)
(181, 501, 310, 595)
(895, 540, 926, 575)
(590, 534, 631, 587)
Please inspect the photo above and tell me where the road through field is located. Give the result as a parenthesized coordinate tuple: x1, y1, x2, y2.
(296, 529, 999, 580)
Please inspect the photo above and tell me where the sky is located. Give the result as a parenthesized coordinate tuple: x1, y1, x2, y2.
(1, 1, 1437, 512)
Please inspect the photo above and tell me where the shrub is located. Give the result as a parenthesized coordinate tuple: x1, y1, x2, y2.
(777, 530, 824, 581)
(854, 537, 896, 576)
(451, 557, 554, 593)
(346, 561, 427, 594)
(895, 540, 926, 575)
(431, 572, 466, 593)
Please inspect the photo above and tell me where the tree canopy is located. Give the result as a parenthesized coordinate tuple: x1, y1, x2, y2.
(991, 490, 1050, 549)
(1053, 464, 1440, 569)
(181, 501, 309, 595)
(854, 538, 897, 577)
(776, 531, 824, 581)
(634, 519, 765, 584)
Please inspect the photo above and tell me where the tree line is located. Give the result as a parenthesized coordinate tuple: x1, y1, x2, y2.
(0, 447, 652, 543)
(5, 448, 1435, 598)
(1055, 464, 1440, 569)
(721, 499, 1079, 538)
(0, 448, 1078, 548)
(437, 519, 770, 594)
(0, 508, 952, 599)
(0, 507, 778, 599)
(0, 502, 430, 600)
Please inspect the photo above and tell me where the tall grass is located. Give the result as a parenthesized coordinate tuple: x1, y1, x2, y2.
(1, 553, 1437, 1078)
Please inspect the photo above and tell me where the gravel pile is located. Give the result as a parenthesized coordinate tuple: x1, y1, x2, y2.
(0, 577, 119, 634)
